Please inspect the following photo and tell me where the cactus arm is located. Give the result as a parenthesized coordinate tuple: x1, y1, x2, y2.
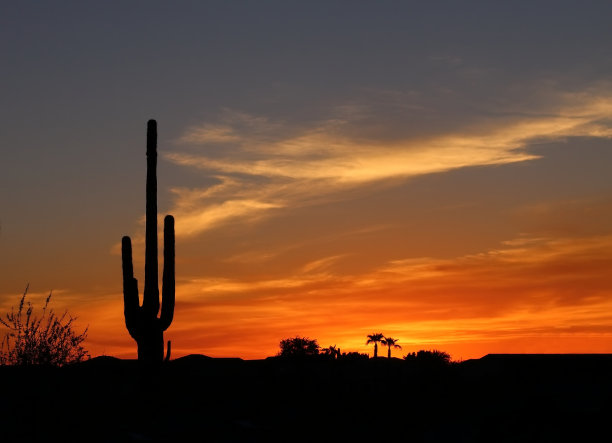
(121, 236, 140, 338)
(143, 119, 160, 317)
(164, 340, 171, 362)
(160, 215, 175, 331)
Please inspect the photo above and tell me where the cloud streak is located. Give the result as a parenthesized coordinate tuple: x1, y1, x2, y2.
(165, 91, 612, 238)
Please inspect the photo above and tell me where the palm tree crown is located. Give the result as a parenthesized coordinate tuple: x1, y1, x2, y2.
(366, 333, 385, 358)
(381, 337, 402, 358)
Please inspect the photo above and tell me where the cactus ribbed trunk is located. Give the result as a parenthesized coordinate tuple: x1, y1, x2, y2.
(122, 120, 175, 365)
(143, 120, 159, 317)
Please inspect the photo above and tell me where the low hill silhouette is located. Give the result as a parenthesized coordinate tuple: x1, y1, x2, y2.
(1, 353, 610, 442)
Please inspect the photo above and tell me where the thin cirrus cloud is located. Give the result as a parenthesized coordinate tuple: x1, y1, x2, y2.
(164, 91, 612, 238)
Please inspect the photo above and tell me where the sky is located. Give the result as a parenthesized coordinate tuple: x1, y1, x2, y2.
(2, 1, 612, 360)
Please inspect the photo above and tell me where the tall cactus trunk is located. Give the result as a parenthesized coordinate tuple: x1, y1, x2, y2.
(143, 120, 159, 317)
(122, 120, 175, 365)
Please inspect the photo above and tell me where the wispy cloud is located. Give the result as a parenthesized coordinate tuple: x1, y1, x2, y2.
(176, 110, 281, 146)
(165, 91, 612, 238)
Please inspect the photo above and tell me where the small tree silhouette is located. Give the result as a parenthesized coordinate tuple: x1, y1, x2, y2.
(279, 336, 320, 357)
(381, 337, 402, 358)
(339, 351, 369, 361)
(0, 285, 89, 366)
(366, 333, 384, 358)
(404, 349, 452, 366)
(321, 345, 341, 359)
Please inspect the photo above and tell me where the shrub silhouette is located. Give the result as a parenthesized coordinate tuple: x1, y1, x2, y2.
(321, 345, 341, 359)
(279, 336, 320, 357)
(339, 351, 369, 361)
(404, 349, 452, 366)
(0, 285, 89, 366)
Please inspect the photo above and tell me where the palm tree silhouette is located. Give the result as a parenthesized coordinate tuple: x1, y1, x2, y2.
(381, 337, 402, 358)
(366, 333, 385, 358)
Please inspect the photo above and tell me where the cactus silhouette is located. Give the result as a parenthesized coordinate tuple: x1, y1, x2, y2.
(121, 120, 175, 364)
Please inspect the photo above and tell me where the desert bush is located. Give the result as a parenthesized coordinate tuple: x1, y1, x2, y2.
(339, 351, 369, 361)
(0, 285, 89, 366)
(404, 349, 452, 365)
(279, 336, 320, 358)
(320, 345, 341, 359)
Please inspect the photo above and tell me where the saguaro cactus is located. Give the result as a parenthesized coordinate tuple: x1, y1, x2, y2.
(121, 120, 175, 364)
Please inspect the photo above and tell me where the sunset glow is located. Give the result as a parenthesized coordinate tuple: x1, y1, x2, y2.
(2, 2, 612, 362)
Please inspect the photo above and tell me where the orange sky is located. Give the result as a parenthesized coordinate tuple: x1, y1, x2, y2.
(5, 192, 612, 361)
(86, 231, 612, 359)
(2, 3, 612, 361)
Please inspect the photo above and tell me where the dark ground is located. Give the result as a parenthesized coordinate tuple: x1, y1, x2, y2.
(1, 354, 611, 442)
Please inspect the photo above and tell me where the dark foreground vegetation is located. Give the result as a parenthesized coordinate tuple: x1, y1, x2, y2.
(1, 354, 611, 443)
